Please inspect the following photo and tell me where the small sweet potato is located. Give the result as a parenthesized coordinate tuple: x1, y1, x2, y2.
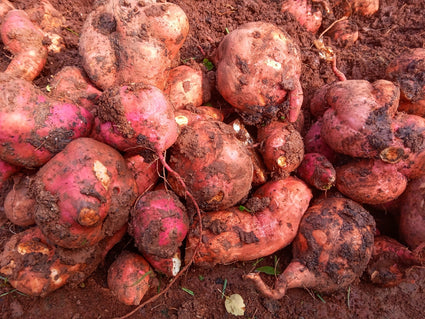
(107, 251, 154, 306)
(214, 21, 303, 124)
(32, 138, 138, 249)
(245, 197, 375, 299)
(328, 19, 359, 47)
(281, 0, 323, 33)
(303, 118, 336, 162)
(168, 120, 253, 211)
(297, 153, 336, 191)
(185, 176, 312, 267)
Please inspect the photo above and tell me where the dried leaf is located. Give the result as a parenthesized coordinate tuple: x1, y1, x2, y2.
(225, 294, 245, 316)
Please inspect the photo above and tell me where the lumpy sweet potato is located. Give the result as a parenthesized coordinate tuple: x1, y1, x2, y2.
(32, 138, 137, 249)
(214, 21, 303, 124)
(185, 176, 312, 267)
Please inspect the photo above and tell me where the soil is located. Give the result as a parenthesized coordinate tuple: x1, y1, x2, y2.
(1, 0, 425, 319)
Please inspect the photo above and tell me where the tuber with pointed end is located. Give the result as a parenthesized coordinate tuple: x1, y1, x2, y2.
(245, 197, 375, 299)
(107, 251, 154, 306)
(128, 190, 189, 277)
(257, 121, 304, 179)
(168, 119, 253, 211)
(185, 176, 312, 267)
(32, 138, 138, 249)
(296, 153, 336, 191)
(213, 21, 303, 124)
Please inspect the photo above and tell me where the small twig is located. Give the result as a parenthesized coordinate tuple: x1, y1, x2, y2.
(318, 15, 349, 39)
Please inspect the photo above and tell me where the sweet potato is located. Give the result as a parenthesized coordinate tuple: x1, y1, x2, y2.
(49, 66, 101, 112)
(328, 19, 359, 47)
(174, 107, 224, 128)
(386, 48, 425, 117)
(213, 21, 303, 124)
(336, 158, 407, 205)
(0, 0, 14, 21)
(245, 197, 375, 299)
(0, 225, 127, 296)
(398, 175, 425, 250)
(107, 251, 154, 306)
(281, 0, 323, 33)
(32, 138, 137, 249)
(164, 65, 211, 110)
(297, 153, 336, 191)
(0, 73, 94, 168)
(128, 190, 189, 276)
(79, 0, 189, 90)
(185, 176, 312, 267)
(1, 9, 48, 81)
(257, 121, 304, 179)
(0, 159, 19, 190)
(320, 79, 400, 158)
(4, 174, 36, 226)
(168, 120, 253, 211)
(125, 154, 160, 196)
(91, 83, 178, 156)
(303, 118, 336, 162)
(337, 0, 379, 16)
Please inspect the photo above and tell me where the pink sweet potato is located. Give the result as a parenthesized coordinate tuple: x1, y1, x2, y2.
(336, 158, 408, 205)
(245, 197, 375, 299)
(303, 118, 336, 162)
(107, 251, 154, 306)
(214, 21, 303, 124)
(185, 176, 312, 267)
(32, 138, 137, 249)
(79, 0, 189, 90)
(129, 190, 189, 276)
(257, 121, 304, 179)
(168, 120, 253, 211)
(0, 159, 19, 190)
(281, 0, 323, 33)
(296, 153, 336, 191)
(1, 9, 48, 81)
(0, 73, 94, 168)
(0, 225, 126, 296)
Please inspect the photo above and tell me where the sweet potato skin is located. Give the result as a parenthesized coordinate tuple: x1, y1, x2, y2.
(281, 0, 322, 33)
(32, 138, 137, 249)
(297, 153, 336, 191)
(4, 174, 36, 226)
(185, 176, 312, 267)
(168, 120, 253, 211)
(214, 21, 303, 124)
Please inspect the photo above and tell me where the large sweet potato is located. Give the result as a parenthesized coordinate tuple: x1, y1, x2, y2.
(32, 138, 137, 249)
(185, 176, 312, 267)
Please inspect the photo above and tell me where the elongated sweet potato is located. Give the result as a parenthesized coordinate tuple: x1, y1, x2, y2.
(79, 0, 189, 90)
(0, 73, 94, 168)
(245, 197, 375, 299)
(168, 120, 253, 211)
(214, 21, 303, 124)
(32, 138, 137, 249)
(185, 176, 312, 267)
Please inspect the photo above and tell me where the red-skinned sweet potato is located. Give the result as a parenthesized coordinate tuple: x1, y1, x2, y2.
(107, 251, 154, 306)
(245, 197, 375, 299)
(213, 21, 303, 124)
(1, 9, 48, 81)
(79, 0, 189, 90)
(297, 153, 336, 191)
(129, 190, 189, 276)
(0, 225, 127, 296)
(303, 118, 336, 163)
(185, 176, 312, 267)
(168, 120, 253, 211)
(257, 121, 304, 179)
(32, 138, 138, 249)
(0, 73, 94, 169)
(336, 158, 408, 205)
(0, 159, 19, 190)
(281, 0, 323, 33)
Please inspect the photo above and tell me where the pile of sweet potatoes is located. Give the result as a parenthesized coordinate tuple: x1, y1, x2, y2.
(1, 0, 424, 309)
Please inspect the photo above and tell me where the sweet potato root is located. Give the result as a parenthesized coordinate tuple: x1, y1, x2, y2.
(168, 120, 253, 211)
(214, 21, 303, 124)
(245, 197, 375, 299)
(32, 138, 137, 249)
(185, 176, 312, 267)
(107, 251, 154, 306)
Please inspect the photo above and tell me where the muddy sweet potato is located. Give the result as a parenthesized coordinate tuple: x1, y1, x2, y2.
(185, 176, 312, 267)
(303, 118, 336, 162)
(281, 0, 323, 33)
(0, 159, 19, 190)
(328, 19, 359, 47)
(1, 9, 48, 81)
(0, 225, 127, 296)
(257, 121, 304, 179)
(167, 119, 253, 211)
(128, 190, 189, 277)
(297, 153, 336, 191)
(245, 197, 375, 299)
(0, 73, 94, 168)
(107, 251, 154, 306)
(213, 21, 303, 124)
(125, 154, 160, 196)
(32, 137, 137, 249)
(79, 0, 189, 90)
